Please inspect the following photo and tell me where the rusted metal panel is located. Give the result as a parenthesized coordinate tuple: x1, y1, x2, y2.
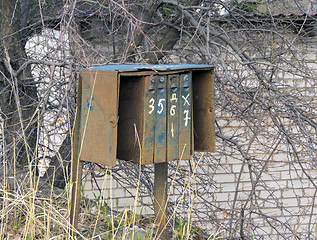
(78, 70, 118, 166)
(167, 74, 180, 162)
(192, 69, 216, 152)
(179, 73, 192, 160)
(154, 75, 167, 163)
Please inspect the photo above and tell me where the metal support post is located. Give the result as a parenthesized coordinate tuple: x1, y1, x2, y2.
(69, 107, 83, 237)
(154, 162, 169, 240)
(69, 158, 83, 236)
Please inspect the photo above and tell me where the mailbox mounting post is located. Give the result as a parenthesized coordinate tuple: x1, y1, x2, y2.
(69, 64, 215, 239)
(154, 162, 169, 239)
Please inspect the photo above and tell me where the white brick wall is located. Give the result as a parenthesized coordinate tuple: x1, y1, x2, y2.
(82, 35, 317, 239)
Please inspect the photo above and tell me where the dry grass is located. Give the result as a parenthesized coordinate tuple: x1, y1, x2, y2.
(0, 165, 221, 240)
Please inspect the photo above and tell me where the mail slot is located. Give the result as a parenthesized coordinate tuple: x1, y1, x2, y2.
(75, 64, 215, 166)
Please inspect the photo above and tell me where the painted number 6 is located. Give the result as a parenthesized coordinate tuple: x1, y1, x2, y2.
(170, 105, 176, 116)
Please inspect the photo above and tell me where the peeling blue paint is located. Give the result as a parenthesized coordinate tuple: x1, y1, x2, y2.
(156, 134, 165, 144)
(86, 97, 94, 111)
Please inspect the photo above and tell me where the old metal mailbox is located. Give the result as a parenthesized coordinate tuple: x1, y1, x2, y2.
(75, 64, 215, 166)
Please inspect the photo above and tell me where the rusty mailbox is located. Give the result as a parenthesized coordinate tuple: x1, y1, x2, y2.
(75, 64, 215, 166)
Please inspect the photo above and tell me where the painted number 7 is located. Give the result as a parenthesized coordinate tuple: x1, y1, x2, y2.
(184, 109, 190, 127)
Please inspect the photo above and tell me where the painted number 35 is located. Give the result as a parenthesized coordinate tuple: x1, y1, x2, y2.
(148, 98, 165, 115)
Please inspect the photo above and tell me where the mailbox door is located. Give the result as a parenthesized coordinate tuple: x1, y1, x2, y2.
(179, 73, 193, 160)
(117, 75, 148, 164)
(192, 69, 215, 152)
(154, 75, 167, 163)
(141, 75, 156, 164)
(167, 74, 180, 162)
(77, 70, 119, 166)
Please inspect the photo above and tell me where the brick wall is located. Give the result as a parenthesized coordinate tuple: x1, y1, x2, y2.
(83, 34, 317, 239)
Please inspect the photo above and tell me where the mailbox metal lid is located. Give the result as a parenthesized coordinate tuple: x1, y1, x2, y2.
(88, 64, 213, 72)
